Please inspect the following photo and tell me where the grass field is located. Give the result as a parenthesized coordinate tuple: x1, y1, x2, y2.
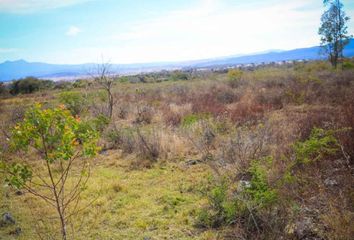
(1, 61, 354, 239)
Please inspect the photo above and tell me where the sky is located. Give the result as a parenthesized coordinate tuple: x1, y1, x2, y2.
(0, 0, 353, 64)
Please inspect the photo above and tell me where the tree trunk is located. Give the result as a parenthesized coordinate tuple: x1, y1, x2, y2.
(108, 89, 113, 119)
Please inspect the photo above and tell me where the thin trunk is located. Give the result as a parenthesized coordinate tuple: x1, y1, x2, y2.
(108, 89, 113, 119)
(41, 133, 68, 240)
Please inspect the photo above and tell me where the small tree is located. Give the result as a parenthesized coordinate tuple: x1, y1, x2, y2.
(92, 62, 115, 119)
(0, 82, 7, 95)
(2, 104, 99, 240)
(319, 0, 352, 68)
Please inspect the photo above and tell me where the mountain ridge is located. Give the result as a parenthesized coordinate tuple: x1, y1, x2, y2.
(1, 39, 354, 82)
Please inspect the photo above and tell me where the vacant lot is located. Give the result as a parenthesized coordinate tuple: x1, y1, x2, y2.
(1, 61, 354, 239)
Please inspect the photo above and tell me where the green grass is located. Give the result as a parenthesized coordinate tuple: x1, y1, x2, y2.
(0, 152, 219, 239)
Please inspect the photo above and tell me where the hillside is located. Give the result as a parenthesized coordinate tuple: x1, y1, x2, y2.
(1, 39, 354, 82)
(1, 61, 353, 239)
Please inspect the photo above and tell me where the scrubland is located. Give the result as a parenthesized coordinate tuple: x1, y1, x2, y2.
(1, 60, 353, 239)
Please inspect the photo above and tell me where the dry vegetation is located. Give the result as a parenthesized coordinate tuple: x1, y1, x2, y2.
(1, 60, 354, 239)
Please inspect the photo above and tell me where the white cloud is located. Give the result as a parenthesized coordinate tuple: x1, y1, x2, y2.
(19, 0, 354, 64)
(0, 0, 91, 13)
(0, 48, 18, 53)
(98, 0, 325, 63)
(66, 26, 81, 36)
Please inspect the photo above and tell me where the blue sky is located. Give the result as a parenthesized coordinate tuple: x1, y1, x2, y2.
(0, 0, 353, 64)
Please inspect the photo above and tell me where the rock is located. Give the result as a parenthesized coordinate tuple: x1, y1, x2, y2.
(100, 150, 109, 156)
(294, 217, 312, 239)
(291, 217, 323, 240)
(2, 212, 16, 225)
(15, 190, 23, 196)
(324, 178, 338, 187)
(143, 237, 151, 240)
(185, 159, 202, 166)
(9, 227, 21, 236)
(237, 180, 251, 191)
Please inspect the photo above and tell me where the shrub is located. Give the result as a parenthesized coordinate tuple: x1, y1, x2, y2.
(246, 157, 278, 207)
(72, 79, 91, 88)
(135, 106, 154, 124)
(342, 59, 354, 70)
(54, 81, 73, 90)
(255, 90, 284, 109)
(227, 69, 244, 88)
(135, 128, 162, 162)
(163, 109, 182, 127)
(196, 179, 237, 228)
(218, 125, 269, 175)
(116, 105, 129, 119)
(107, 127, 135, 153)
(340, 97, 354, 159)
(59, 91, 88, 116)
(293, 128, 339, 164)
(170, 71, 189, 81)
(0, 82, 8, 96)
(191, 93, 227, 117)
(181, 113, 209, 128)
(215, 88, 239, 104)
(197, 157, 280, 239)
(9, 77, 54, 95)
(90, 114, 110, 132)
(229, 101, 267, 125)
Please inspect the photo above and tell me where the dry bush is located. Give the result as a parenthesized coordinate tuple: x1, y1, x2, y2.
(0, 104, 28, 152)
(107, 125, 167, 167)
(116, 104, 129, 119)
(255, 88, 284, 110)
(320, 204, 354, 240)
(163, 108, 182, 126)
(106, 126, 135, 154)
(162, 103, 192, 127)
(134, 105, 154, 124)
(191, 92, 227, 117)
(217, 125, 270, 178)
(228, 92, 268, 125)
(135, 128, 160, 160)
(296, 106, 339, 140)
(214, 86, 240, 104)
(166, 85, 190, 104)
(338, 95, 354, 162)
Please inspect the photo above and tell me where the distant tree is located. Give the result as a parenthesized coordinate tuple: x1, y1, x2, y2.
(9, 77, 54, 95)
(54, 80, 73, 90)
(319, 0, 352, 68)
(0, 82, 7, 95)
(1, 104, 99, 240)
(170, 71, 189, 81)
(92, 61, 115, 119)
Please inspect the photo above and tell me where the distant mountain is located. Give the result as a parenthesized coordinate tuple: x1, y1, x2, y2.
(1, 39, 354, 82)
(193, 39, 354, 68)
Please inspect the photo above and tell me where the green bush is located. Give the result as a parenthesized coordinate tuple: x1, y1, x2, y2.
(181, 113, 210, 128)
(59, 91, 88, 116)
(196, 179, 237, 228)
(197, 157, 278, 229)
(246, 157, 278, 207)
(227, 69, 244, 88)
(293, 128, 339, 164)
(342, 59, 354, 70)
(170, 71, 189, 81)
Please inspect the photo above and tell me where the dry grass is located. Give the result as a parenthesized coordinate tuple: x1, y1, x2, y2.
(1, 61, 354, 239)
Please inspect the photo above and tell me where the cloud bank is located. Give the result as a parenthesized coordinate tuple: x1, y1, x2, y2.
(66, 26, 81, 36)
(0, 0, 91, 13)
